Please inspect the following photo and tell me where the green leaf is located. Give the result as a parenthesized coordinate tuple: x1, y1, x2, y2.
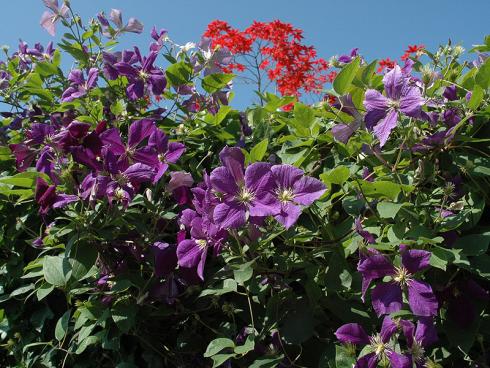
(202, 73, 234, 93)
(377, 202, 404, 219)
(335, 345, 356, 368)
(280, 301, 315, 344)
(453, 232, 490, 256)
(468, 85, 484, 110)
(55, 310, 71, 341)
(293, 103, 315, 128)
(475, 58, 490, 88)
(234, 334, 255, 355)
(0, 172, 40, 188)
(358, 181, 412, 200)
(43, 256, 67, 287)
(430, 246, 456, 271)
(204, 338, 235, 357)
(320, 166, 350, 185)
(250, 139, 268, 162)
(36, 283, 54, 301)
(111, 302, 137, 333)
(211, 354, 235, 368)
(333, 57, 361, 95)
(165, 62, 192, 86)
(199, 279, 238, 297)
(249, 356, 284, 368)
(233, 260, 254, 285)
(75, 335, 99, 354)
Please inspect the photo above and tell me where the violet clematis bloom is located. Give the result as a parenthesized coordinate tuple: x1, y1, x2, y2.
(167, 171, 193, 205)
(210, 147, 279, 229)
(35, 178, 77, 215)
(150, 27, 168, 52)
(102, 148, 155, 207)
(40, 0, 69, 36)
(177, 216, 227, 280)
(364, 65, 425, 147)
(151, 242, 177, 278)
(338, 48, 359, 64)
(148, 128, 186, 183)
(401, 317, 438, 368)
(100, 118, 156, 170)
(61, 68, 99, 102)
(358, 245, 438, 317)
(115, 49, 166, 100)
(0, 71, 11, 90)
(98, 9, 143, 38)
(335, 317, 411, 368)
(270, 164, 326, 229)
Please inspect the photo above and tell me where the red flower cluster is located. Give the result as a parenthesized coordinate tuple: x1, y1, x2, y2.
(401, 44, 425, 61)
(204, 20, 329, 97)
(377, 57, 396, 72)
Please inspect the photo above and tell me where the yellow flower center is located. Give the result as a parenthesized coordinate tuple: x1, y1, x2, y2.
(237, 187, 254, 204)
(196, 239, 207, 250)
(277, 188, 295, 203)
(393, 266, 411, 286)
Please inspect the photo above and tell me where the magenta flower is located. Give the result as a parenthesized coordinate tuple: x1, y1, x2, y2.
(35, 178, 77, 215)
(114, 49, 166, 100)
(210, 147, 278, 229)
(401, 317, 438, 368)
(98, 9, 143, 38)
(177, 216, 227, 280)
(147, 128, 185, 183)
(61, 68, 99, 102)
(40, 0, 69, 36)
(358, 245, 438, 317)
(270, 164, 325, 229)
(338, 48, 359, 63)
(364, 65, 424, 147)
(335, 317, 411, 368)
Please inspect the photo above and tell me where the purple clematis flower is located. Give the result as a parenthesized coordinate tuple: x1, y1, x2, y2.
(151, 242, 177, 278)
(364, 65, 425, 147)
(100, 118, 157, 170)
(270, 164, 326, 229)
(150, 27, 168, 52)
(115, 48, 166, 100)
(401, 317, 438, 368)
(147, 128, 185, 183)
(61, 68, 99, 102)
(40, 0, 69, 36)
(35, 178, 77, 215)
(101, 148, 155, 207)
(0, 71, 11, 90)
(177, 216, 227, 280)
(338, 48, 359, 64)
(335, 317, 411, 368)
(98, 9, 143, 38)
(167, 171, 193, 205)
(210, 147, 279, 229)
(358, 245, 438, 317)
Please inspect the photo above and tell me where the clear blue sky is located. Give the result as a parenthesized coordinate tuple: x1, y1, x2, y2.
(1, 0, 489, 108)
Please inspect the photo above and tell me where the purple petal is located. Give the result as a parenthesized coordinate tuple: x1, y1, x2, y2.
(334, 323, 370, 345)
(292, 176, 326, 206)
(386, 351, 411, 368)
(124, 18, 144, 34)
(271, 164, 304, 190)
(100, 128, 125, 155)
(40, 11, 56, 36)
(166, 142, 185, 163)
(219, 146, 245, 184)
(210, 166, 239, 196)
(373, 109, 398, 147)
(123, 163, 154, 184)
(415, 317, 438, 347)
(371, 282, 403, 316)
(401, 247, 431, 274)
(177, 239, 204, 269)
(383, 65, 405, 100)
(245, 162, 274, 194)
(152, 242, 177, 277)
(109, 9, 123, 29)
(213, 202, 246, 229)
(400, 86, 424, 118)
(128, 119, 155, 148)
(86, 68, 99, 89)
(114, 62, 138, 78)
(53, 194, 78, 208)
(357, 254, 395, 280)
(127, 80, 145, 100)
(380, 316, 398, 342)
(274, 202, 302, 229)
(354, 353, 377, 368)
(407, 279, 438, 317)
